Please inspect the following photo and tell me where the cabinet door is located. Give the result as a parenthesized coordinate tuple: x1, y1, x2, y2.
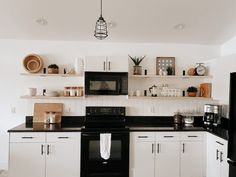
(84, 56, 106, 72)
(130, 133, 155, 177)
(155, 141, 180, 177)
(206, 134, 220, 177)
(106, 56, 128, 72)
(46, 133, 80, 177)
(219, 139, 229, 177)
(9, 143, 45, 177)
(180, 141, 203, 177)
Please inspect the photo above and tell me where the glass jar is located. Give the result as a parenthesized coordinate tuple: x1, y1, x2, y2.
(64, 87, 71, 96)
(70, 87, 76, 97)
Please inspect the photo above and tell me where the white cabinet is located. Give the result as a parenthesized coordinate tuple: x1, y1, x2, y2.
(130, 132, 204, 177)
(180, 133, 204, 177)
(9, 132, 81, 177)
(84, 56, 128, 72)
(206, 133, 229, 177)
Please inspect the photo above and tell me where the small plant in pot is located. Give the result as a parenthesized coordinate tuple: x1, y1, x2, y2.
(166, 66, 173, 75)
(187, 86, 198, 97)
(48, 64, 59, 74)
(128, 55, 145, 75)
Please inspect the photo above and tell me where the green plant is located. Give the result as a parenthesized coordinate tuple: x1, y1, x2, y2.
(128, 55, 145, 66)
(166, 66, 173, 75)
(187, 86, 198, 93)
(48, 64, 59, 69)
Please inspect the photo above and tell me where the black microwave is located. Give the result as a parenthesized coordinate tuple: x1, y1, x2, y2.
(85, 72, 128, 95)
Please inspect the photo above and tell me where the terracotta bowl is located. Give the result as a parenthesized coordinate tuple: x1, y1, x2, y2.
(188, 92, 197, 97)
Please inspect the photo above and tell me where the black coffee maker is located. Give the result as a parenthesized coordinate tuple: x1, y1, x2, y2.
(203, 104, 222, 127)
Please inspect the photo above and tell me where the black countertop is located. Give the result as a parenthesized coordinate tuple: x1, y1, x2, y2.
(8, 116, 229, 140)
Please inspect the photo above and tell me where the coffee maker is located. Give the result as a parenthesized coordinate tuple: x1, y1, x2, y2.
(203, 104, 222, 127)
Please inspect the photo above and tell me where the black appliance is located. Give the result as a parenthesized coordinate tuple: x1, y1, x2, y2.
(228, 72, 236, 177)
(85, 72, 128, 95)
(203, 104, 222, 128)
(81, 107, 129, 177)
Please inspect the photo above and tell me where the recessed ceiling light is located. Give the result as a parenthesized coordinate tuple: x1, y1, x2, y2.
(174, 23, 186, 30)
(35, 17, 48, 26)
(107, 22, 117, 28)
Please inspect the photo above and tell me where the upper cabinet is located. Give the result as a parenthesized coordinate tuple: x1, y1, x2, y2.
(84, 56, 128, 72)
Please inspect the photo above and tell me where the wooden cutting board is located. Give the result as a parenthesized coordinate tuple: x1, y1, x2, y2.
(200, 83, 212, 98)
(33, 103, 63, 123)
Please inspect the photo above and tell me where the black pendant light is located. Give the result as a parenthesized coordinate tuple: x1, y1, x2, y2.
(94, 0, 108, 40)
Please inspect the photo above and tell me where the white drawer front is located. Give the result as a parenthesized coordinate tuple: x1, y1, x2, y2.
(180, 132, 204, 141)
(46, 132, 80, 143)
(156, 132, 180, 141)
(131, 132, 155, 142)
(10, 133, 45, 143)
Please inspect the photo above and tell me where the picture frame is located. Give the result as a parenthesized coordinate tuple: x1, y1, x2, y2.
(156, 57, 175, 75)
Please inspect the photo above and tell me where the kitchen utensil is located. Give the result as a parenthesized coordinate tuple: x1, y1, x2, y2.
(149, 85, 158, 97)
(33, 103, 63, 123)
(173, 112, 183, 124)
(23, 54, 43, 73)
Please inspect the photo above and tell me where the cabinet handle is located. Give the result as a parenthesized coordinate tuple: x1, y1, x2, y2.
(216, 149, 219, 160)
(164, 136, 174, 138)
(41, 145, 44, 155)
(157, 143, 160, 153)
(220, 152, 223, 162)
(58, 137, 69, 139)
(103, 61, 106, 71)
(47, 145, 50, 155)
(182, 143, 185, 153)
(108, 61, 111, 70)
(138, 136, 148, 138)
(188, 136, 198, 138)
(21, 137, 34, 139)
(216, 141, 224, 146)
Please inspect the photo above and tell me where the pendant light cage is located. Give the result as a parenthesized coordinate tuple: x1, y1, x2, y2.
(94, 0, 108, 40)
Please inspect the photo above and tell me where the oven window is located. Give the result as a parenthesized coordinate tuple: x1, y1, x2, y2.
(89, 81, 116, 91)
(89, 140, 122, 160)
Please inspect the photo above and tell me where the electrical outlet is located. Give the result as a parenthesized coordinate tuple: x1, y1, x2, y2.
(11, 107, 16, 114)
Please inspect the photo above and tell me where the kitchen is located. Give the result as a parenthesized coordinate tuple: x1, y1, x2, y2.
(1, 0, 236, 177)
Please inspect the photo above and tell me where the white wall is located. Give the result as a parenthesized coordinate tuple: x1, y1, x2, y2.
(221, 35, 236, 56)
(0, 39, 220, 169)
(209, 54, 236, 118)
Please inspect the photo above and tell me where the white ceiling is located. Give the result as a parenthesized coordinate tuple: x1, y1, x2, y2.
(0, 0, 236, 44)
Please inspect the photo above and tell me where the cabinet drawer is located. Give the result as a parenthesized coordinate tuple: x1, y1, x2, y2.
(10, 133, 45, 143)
(46, 133, 80, 142)
(156, 132, 180, 141)
(180, 132, 204, 141)
(131, 132, 155, 142)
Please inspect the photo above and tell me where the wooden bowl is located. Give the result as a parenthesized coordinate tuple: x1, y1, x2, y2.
(23, 54, 43, 73)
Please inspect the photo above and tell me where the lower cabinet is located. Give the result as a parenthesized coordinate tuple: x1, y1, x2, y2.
(206, 133, 229, 177)
(9, 132, 81, 177)
(130, 132, 204, 177)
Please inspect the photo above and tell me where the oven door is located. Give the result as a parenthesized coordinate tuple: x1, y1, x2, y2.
(85, 72, 128, 95)
(81, 131, 129, 177)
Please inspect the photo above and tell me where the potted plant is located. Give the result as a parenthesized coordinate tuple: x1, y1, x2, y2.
(166, 66, 173, 75)
(48, 64, 59, 74)
(129, 55, 145, 75)
(187, 86, 198, 97)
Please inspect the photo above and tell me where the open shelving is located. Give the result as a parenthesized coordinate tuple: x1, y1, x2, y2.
(20, 95, 85, 100)
(20, 73, 83, 77)
(129, 75, 213, 79)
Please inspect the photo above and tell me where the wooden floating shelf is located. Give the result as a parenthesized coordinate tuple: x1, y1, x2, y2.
(128, 96, 215, 101)
(20, 95, 85, 99)
(20, 73, 83, 77)
(129, 75, 213, 79)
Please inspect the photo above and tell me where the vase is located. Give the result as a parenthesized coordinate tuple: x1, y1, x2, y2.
(133, 66, 142, 75)
(74, 57, 84, 75)
(188, 92, 197, 97)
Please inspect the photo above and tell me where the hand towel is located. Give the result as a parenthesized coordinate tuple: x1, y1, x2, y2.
(100, 133, 111, 160)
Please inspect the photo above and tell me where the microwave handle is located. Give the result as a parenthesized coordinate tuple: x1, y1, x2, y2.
(103, 61, 106, 71)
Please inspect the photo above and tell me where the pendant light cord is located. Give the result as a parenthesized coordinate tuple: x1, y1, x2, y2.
(100, 0, 103, 17)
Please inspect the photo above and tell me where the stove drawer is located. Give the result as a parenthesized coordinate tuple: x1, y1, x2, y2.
(131, 132, 155, 142)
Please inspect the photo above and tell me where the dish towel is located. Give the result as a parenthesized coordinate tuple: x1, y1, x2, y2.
(100, 133, 111, 160)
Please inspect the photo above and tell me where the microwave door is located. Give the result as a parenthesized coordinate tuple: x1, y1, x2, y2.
(87, 79, 119, 95)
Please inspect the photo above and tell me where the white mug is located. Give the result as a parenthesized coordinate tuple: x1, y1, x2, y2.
(135, 90, 142, 97)
(28, 88, 37, 96)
